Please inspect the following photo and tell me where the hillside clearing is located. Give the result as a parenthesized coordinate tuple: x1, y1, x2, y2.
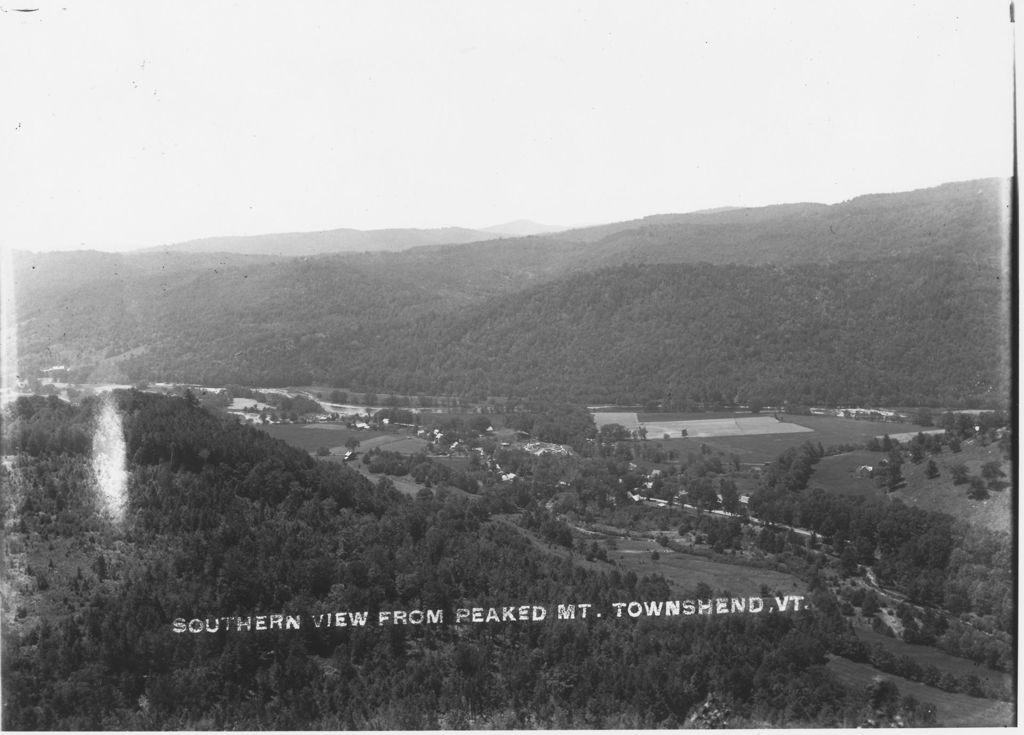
(825, 655, 1014, 727)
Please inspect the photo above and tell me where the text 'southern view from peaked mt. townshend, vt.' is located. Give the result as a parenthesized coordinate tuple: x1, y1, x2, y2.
(0, 0, 1016, 730)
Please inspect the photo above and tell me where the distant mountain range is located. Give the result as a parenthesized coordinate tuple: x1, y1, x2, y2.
(480, 220, 570, 237)
(141, 220, 572, 256)
(144, 226, 504, 256)
(13, 178, 1011, 406)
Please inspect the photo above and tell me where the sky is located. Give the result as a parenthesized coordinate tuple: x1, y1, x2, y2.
(1, 0, 1015, 252)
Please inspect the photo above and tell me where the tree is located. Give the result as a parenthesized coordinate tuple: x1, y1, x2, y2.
(861, 590, 880, 616)
(883, 450, 903, 491)
(719, 478, 740, 514)
(924, 460, 939, 479)
(967, 477, 989, 500)
(345, 438, 361, 452)
(980, 460, 1005, 487)
(949, 463, 968, 485)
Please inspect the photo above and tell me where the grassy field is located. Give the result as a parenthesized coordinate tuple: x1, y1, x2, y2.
(825, 655, 1014, 727)
(644, 415, 931, 464)
(643, 416, 814, 439)
(607, 537, 808, 598)
(636, 411, 765, 422)
(891, 442, 1012, 533)
(356, 435, 431, 454)
(809, 450, 885, 497)
(852, 624, 1013, 694)
(259, 424, 431, 455)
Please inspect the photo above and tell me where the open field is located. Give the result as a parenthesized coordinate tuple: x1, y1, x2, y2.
(881, 428, 945, 443)
(852, 624, 1013, 694)
(261, 424, 430, 456)
(326, 459, 476, 499)
(825, 655, 1015, 727)
(636, 414, 933, 464)
(809, 450, 885, 497)
(596, 412, 813, 438)
(645, 416, 813, 438)
(607, 537, 808, 598)
(636, 411, 765, 422)
(890, 442, 1012, 532)
(355, 434, 431, 454)
(259, 424, 389, 452)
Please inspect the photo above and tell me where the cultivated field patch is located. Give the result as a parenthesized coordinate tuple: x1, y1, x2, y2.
(642, 415, 814, 439)
(637, 414, 934, 464)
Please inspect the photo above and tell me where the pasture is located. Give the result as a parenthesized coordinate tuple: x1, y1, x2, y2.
(646, 415, 813, 439)
(808, 450, 884, 497)
(891, 442, 1012, 532)
(825, 655, 1014, 727)
(852, 625, 1013, 694)
(608, 537, 808, 598)
(259, 424, 390, 453)
(356, 434, 431, 454)
(618, 414, 932, 464)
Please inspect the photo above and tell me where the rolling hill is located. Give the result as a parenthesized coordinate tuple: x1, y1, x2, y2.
(10, 178, 1011, 406)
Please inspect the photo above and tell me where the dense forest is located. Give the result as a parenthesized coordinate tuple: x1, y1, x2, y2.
(12, 255, 1009, 408)
(2, 392, 967, 729)
(12, 178, 1010, 407)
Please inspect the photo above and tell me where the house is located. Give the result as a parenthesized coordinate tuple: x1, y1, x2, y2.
(855, 465, 873, 479)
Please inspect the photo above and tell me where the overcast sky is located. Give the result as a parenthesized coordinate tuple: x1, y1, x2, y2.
(1, 0, 1014, 252)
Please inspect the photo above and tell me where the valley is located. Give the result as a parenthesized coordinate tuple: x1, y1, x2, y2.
(2, 177, 1014, 729)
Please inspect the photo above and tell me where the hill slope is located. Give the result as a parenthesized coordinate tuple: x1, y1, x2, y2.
(11, 179, 1010, 405)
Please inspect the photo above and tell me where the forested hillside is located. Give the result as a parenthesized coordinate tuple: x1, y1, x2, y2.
(11, 178, 1010, 406)
(0, 392, 936, 729)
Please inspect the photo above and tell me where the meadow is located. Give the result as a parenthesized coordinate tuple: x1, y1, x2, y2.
(638, 414, 930, 464)
(890, 441, 1012, 532)
(259, 423, 389, 452)
(825, 655, 1014, 727)
(808, 450, 884, 497)
(851, 625, 1013, 695)
(606, 537, 808, 599)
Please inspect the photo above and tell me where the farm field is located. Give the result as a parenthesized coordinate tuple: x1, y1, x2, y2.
(825, 655, 1014, 727)
(636, 411, 765, 422)
(881, 428, 945, 443)
(851, 625, 1013, 695)
(647, 416, 814, 439)
(259, 424, 389, 453)
(355, 434, 431, 454)
(607, 537, 808, 598)
(637, 414, 932, 464)
(809, 450, 884, 497)
(890, 442, 1012, 532)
